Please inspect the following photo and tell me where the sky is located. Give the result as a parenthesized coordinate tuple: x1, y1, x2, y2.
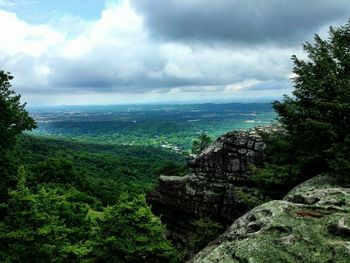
(0, 0, 349, 106)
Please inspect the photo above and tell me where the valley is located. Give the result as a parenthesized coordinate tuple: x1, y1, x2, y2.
(29, 103, 276, 151)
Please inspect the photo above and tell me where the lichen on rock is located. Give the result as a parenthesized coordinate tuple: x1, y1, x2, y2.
(189, 175, 350, 263)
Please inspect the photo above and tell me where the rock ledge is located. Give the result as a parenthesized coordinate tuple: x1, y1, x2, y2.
(189, 175, 350, 263)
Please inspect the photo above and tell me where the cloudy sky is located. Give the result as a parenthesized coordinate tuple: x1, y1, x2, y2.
(0, 0, 349, 106)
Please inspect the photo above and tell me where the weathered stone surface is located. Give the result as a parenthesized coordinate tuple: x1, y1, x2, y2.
(189, 175, 350, 263)
(189, 130, 265, 182)
(148, 128, 268, 226)
(147, 127, 275, 257)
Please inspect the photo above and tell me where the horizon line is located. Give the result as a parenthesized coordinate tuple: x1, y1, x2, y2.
(27, 96, 281, 109)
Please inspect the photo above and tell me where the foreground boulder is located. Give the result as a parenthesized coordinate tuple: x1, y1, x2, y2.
(189, 175, 350, 263)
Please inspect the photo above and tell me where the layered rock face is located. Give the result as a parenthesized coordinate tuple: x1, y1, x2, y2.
(148, 129, 266, 225)
(190, 129, 265, 182)
(189, 175, 350, 263)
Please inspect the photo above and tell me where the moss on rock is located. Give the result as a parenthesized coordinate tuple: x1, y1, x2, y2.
(189, 175, 350, 263)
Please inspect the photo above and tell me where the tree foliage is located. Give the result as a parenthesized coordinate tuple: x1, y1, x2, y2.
(156, 160, 188, 177)
(28, 157, 89, 190)
(254, 21, 350, 189)
(16, 134, 188, 206)
(0, 168, 93, 263)
(191, 133, 213, 154)
(0, 71, 36, 212)
(94, 195, 180, 263)
(0, 71, 36, 151)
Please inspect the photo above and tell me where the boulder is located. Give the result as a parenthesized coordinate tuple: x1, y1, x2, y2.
(189, 175, 350, 263)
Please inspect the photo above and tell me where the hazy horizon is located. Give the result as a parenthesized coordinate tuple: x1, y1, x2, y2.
(27, 96, 279, 108)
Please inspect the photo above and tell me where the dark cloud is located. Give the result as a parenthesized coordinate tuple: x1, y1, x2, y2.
(47, 46, 292, 93)
(48, 57, 205, 92)
(131, 0, 350, 45)
(6, 44, 295, 96)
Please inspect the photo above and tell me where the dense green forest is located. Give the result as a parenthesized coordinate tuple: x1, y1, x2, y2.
(0, 70, 186, 262)
(15, 135, 188, 205)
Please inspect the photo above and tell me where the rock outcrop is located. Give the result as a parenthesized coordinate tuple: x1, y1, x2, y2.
(189, 175, 350, 263)
(148, 129, 267, 225)
(148, 128, 276, 255)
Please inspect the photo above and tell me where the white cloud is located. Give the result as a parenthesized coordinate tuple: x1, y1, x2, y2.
(0, 10, 63, 58)
(225, 80, 264, 92)
(0, 0, 328, 105)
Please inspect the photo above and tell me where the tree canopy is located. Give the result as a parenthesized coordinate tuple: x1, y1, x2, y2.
(0, 71, 36, 210)
(254, 20, 350, 189)
(191, 133, 213, 154)
(0, 71, 36, 151)
(95, 195, 179, 263)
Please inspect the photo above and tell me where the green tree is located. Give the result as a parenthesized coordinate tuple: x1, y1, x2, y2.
(0, 71, 36, 205)
(254, 21, 350, 188)
(29, 157, 88, 190)
(157, 160, 188, 177)
(191, 133, 213, 154)
(0, 168, 93, 262)
(95, 194, 180, 263)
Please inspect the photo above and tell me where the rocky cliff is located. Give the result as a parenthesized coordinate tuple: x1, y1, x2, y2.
(148, 125, 350, 262)
(189, 174, 350, 263)
(148, 128, 267, 222)
(147, 127, 275, 253)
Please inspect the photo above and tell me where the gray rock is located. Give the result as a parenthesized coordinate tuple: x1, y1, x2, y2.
(148, 128, 271, 224)
(189, 175, 350, 263)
